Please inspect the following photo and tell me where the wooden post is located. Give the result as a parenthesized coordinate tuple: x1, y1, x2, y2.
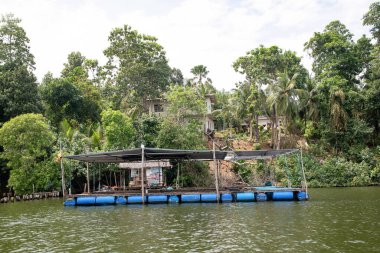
(176, 163, 180, 189)
(60, 141, 66, 200)
(300, 148, 308, 194)
(123, 170, 126, 190)
(213, 141, 220, 203)
(141, 145, 145, 204)
(86, 162, 90, 193)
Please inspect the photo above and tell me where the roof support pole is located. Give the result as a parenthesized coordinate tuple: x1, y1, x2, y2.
(60, 140, 66, 200)
(86, 162, 90, 194)
(141, 145, 145, 204)
(213, 141, 220, 203)
(61, 158, 66, 200)
(300, 148, 308, 194)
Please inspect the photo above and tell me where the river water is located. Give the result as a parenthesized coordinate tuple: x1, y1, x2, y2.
(0, 187, 379, 253)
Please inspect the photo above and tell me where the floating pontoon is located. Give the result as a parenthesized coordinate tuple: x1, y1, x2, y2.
(63, 146, 308, 206)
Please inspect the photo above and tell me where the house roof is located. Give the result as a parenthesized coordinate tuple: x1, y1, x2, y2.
(65, 148, 298, 163)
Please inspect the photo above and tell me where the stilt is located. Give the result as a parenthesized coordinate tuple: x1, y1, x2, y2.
(213, 141, 220, 203)
(176, 163, 180, 189)
(60, 143, 66, 199)
(141, 145, 145, 204)
(86, 162, 90, 193)
(300, 148, 308, 195)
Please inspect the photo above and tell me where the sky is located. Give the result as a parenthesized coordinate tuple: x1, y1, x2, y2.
(1, 0, 376, 90)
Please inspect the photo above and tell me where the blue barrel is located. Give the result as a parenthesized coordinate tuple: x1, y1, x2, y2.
(181, 194, 201, 203)
(201, 193, 217, 202)
(64, 198, 76, 206)
(236, 192, 255, 202)
(221, 193, 233, 202)
(148, 195, 167, 204)
(127, 196, 147, 204)
(96, 196, 115, 205)
(256, 193, 267, 201)
(297, 192, 309, 201)
(76, 196, 96, 205)
(272, 191, 294, 201)
(116, 196, 127, 204)
(168, 195, 179, 203)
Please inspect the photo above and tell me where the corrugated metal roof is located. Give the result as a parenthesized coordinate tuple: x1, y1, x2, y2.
(65, 148, 298, 163)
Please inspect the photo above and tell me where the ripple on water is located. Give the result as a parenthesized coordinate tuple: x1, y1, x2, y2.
(0, 188, 380, 252)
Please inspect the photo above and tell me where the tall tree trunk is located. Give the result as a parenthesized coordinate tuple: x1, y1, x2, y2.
(249, 119, 253, 141)
(271, 105, 277, 148)
(254, 114, 259, 143)
(276, 107, 281, 150)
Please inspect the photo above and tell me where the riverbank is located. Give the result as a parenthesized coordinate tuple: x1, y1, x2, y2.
(0, 191, 60, 204)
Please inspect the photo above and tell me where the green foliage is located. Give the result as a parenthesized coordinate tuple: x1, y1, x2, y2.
(0, 14, 34, 67)
(135, 114, 161, 147)
(233, 45, 308, 87)
(233, 161, 253, 183)
(0, 114, 56, 194)
(104, 24, 171, 110)
(40, 77, 101, 126)
(363, 1, 380, 43)
(170, 68, 184, 85)
(101, 109, 135, 150)
(173, 161, 212, 187)
(190, 65, 212, 86)
(0, 14, 41, 122)
(157, 118, 204, 150)
(166, 85, 206, 123)
(61, 51, 86, 78)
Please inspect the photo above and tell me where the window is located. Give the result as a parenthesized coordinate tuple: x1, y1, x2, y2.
(154, 104, 164, 112)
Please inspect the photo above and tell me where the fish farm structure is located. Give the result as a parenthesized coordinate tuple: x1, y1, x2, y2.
(62, 146, 309, 206)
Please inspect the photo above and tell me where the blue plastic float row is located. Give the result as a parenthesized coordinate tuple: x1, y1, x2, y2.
(64, 191, 308, 206)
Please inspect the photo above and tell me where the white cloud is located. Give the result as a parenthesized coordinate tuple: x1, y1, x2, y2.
(1, 0, 374, 90)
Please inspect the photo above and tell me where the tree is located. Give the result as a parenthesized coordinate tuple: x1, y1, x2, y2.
(157, 118, 204, 150)
(363, 2, 380, 142)
(166, 85, 206, 124)
(234, 45, 307, 145)
(363, 1, 380, 44)
(305, 20, 373, 150)
(0, 14, 40, 122)
(305, 21, 371, 85)
(170, 67, 184, 86)
(101, 109, 135, 150)
(61, 51, 86, 78)
(190, 65, 212, 86)
(267, 72, 305, 148)
(104, 25, 172, 111)
(0, 114, 57, 194)
(40, 77, 101, 126)
(135, 115, 161, 147)
(0, 14, 34, 67)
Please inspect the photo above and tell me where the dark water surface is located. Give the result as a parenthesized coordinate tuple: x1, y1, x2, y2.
(0, 187, 379, 252)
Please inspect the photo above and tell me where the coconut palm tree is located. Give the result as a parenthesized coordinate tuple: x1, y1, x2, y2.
(266, 72, 305, 149)
(300, 76, 320, 128)
(329, 87, 348, 131)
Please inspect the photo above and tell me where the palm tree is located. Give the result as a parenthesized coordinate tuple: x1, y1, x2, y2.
(300, 77, 320, 127)
(190, 65, 212, 86)
(266, 72, 305, 149)
(233, 82, 259, 141)
(329, 87, 348, 131)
